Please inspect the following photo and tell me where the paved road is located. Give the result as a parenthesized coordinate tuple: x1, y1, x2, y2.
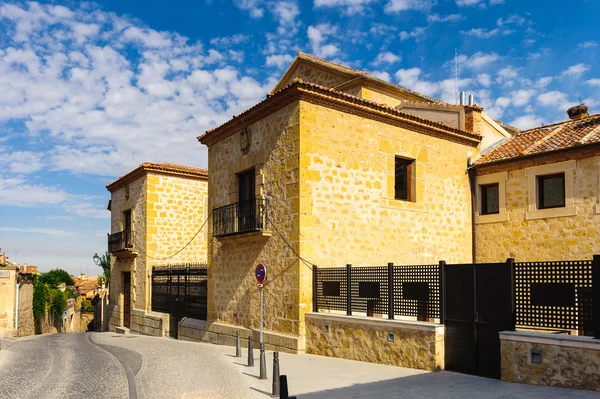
(1, 333, 598, 398)
(0, 333, 259, 399)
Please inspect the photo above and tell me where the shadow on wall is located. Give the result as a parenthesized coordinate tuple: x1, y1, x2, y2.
(290, 371, 597, 398)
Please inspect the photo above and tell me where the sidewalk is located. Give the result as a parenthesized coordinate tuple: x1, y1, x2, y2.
(214, 344, 599, 398)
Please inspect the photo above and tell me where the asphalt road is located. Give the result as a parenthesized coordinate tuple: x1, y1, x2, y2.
(0, 333, 260, 399)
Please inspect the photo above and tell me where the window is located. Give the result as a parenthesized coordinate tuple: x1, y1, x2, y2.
(480, 183, 500, 215)
(123, 209, 132, 232)
(537, 173, 565, 209)
(394, 157, 414, 201)
(238, 169, 255, 202)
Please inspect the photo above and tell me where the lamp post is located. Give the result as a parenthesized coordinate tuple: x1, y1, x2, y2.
(93, 253, 100, 266)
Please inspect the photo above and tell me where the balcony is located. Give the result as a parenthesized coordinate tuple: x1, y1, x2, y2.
(108, 230, 135, 254)
(213, 198, 269, 238)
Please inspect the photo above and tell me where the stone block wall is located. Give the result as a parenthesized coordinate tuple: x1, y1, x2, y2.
(305, 313, 444, 371)
(0, 267, 17, 335)
(476, 155, 600, 262)
(17, 278, 34, 337)
(178, 318, 302, 353)
(500, 331, 600, 391)
(107, 304, 120, 332)
(130, 309, 170, 337)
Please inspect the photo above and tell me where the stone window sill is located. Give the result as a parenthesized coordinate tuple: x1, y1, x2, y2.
(525, 206, 576, 220)
(475, 212, 509, 224)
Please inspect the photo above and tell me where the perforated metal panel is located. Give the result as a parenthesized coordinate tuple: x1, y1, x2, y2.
(315, 267, 348, 312)
(394, 265, 440, 319)
(351, 266, 388, 315)
(515, 260, 593, 334)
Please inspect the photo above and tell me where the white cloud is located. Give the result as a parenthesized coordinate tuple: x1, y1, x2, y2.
(307, 24, 340, 58)
(399, 27, 426, 42)
(314, 0, 377, 15)
(578, 41, 598, 49)
(510, 115, 543, 130)
(535, 77, 553, 89)
(265, 54, 294, 68)
(0, 226, 75, 237)
(210, 34, 249, 47)
(586, 78, 600, 87)
(561, 63, 590, 78)
(273, 1, 300, 35)
(461, 28, 514, 39)
(0, 151, 44, 173)
(511, 89, 536, 107)
(456, 52, 501, 69)
(395, 67, 471, 103)
(497, 15, 527, 26)
(384, 0, 434, 13)
(496, 66, 519, 85)
(477, 73, 491, 87)
(233, 0, 265, 18)
(374, 51, 401, 65)
(456, 0, 484, 6)
(537, 90, 576, 111)
(370, 70, 391, 81)
(427, 14, 463, 23)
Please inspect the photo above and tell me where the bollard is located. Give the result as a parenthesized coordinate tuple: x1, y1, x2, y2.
(259, 342, 267, 380)
(247, 335, 254, 367)
(272, 352, 280, 397)
(235, 331, 241, 357)
(279, 375, 297, 399)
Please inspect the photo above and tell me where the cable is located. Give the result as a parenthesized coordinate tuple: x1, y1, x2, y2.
(134, 209, 213, 261)
(266, 213, 316, 271)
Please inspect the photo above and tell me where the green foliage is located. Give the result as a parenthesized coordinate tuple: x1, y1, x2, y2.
(81, 299, 94, 313)
(38, 268, 73, 288)
(32, 276, 49, 323)
(49, 288, 67, 324)
(97, 252, 110, 286)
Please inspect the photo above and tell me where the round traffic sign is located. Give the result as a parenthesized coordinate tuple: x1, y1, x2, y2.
(255, 263, 266, 283)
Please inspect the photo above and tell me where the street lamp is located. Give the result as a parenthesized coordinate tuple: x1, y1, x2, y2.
(93, 253, 100, 266)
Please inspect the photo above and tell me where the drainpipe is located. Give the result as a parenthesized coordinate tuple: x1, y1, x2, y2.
(468, 160, 477, 264)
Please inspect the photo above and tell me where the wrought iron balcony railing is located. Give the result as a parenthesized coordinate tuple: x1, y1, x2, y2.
(108, 230, 134, 253)
(213, 198, 268, 238)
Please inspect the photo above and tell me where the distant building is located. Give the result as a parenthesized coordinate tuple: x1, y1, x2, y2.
(105, 162, 209, 334)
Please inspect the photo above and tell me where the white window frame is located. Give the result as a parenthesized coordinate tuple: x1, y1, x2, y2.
(475, 171, 508, 224)
(525, 160, 576, 220)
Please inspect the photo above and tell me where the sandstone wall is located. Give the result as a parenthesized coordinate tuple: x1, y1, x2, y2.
(208, 102, 304, 341)
(500, 331, 600, 391)
(306, 313, 444, 371)
(17, 279, 34, 337)
(130, 309, 170, 337)
(0, 268, 17, 335)
(476, 156, 600, 262)
(280, 63, 348, 89)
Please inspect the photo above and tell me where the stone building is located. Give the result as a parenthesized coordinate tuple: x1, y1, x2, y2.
(473, 104, 600, 261)
(0, 263, 18, 337)
(195, 52, 513, 352)
(106, 162, 209, 335)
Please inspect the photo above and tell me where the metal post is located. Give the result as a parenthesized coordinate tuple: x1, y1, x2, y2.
(247, 335, 254, 366)
(507, 258, 516, 331)
(593, 255, 600, 339)
(260, 286, 263, 344)
(346, 264, 352, 316)
(279, 375, 296, 399)
(272, 352, 280, 397)
(439, 260, 446, 324)
(388, 262, 394, 320)
(235, 331, 241, 357)
(312, 265, 318, 312)
(259, 342, 267, 380)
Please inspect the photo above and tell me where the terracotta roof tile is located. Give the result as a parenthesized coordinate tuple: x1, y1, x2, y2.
(475, 114, 600, 166)
(107, 162, 208, 192)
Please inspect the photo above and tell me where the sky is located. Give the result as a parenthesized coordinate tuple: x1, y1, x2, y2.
(1, 0, 599, 275)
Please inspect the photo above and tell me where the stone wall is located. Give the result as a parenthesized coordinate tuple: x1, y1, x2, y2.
(130, 308, 170, 337)
(279, 63, 348, 90)
(208, 102, 305, 346)
(500, 331, 600, 391)
(476, 155, 600, 262)
(305, 313, 444, 371)
(178, 318, 301, 353)
(107, 304, 120, 332)
(0, 267, 17, 336)
(17, 278, 34, 337)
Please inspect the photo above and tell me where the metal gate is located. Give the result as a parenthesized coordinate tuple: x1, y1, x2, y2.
(444, 260, 514, 379)
(151, 264, 208, 336)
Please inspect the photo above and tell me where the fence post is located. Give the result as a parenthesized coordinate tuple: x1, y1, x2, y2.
(507, 258, 516, 331)
(346, 264, 352, 316)
(593, 255, 600, 339)
(388, 263, 394, 320)
(312, 265, 318, 313)
(439, 260, 446, 325)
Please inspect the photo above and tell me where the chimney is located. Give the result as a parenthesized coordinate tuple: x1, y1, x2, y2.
(567, 104, 589, 120)
(468, 94, 474, 106)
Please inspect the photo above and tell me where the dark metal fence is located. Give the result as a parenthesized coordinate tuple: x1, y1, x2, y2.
(213, 198, 268, 237)
(151, 263, 208, 320)
(313, 263, 443, 321)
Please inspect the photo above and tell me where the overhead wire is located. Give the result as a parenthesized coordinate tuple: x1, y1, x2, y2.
(265, 213, 316, 271)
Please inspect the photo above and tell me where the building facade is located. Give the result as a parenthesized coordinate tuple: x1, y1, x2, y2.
(197, 53, 512, 352)
(106, 162, 209, 335)
(474, 105, 600, 261)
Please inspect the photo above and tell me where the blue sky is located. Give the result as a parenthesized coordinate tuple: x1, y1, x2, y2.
(1, 0, 599, 275)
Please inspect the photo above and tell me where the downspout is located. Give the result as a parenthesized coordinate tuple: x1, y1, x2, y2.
(468, 160, 477, 264)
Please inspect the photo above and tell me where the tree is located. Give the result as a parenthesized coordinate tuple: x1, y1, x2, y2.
(38, 268, 74, 288)
(97, 252, 110, 286)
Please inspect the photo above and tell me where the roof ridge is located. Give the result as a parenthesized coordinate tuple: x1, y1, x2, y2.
(518, 113, 600, 135)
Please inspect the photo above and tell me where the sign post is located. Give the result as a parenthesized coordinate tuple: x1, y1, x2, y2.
(255, 263, 267, 380)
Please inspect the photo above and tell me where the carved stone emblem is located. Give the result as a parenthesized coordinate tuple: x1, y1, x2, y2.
(240, 127, 251, 154)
